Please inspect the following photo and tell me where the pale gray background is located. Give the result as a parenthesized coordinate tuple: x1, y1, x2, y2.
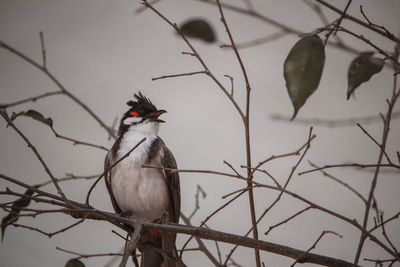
(0, 0, 399, 266)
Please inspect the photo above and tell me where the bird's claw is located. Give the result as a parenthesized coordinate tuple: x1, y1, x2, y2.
(119, 210, 133, 218)
(153, 213, 167, 224)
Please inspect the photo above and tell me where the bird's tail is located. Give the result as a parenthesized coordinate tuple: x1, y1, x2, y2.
(140, 245, 164, 267)
(139, 231, 178, 267)
(162, 232, 178, 267)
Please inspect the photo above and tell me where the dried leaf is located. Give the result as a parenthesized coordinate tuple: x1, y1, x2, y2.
(65, 259, 86, 267)
(283, 34, 325, 119)
(347, 52, 384, 99)
(1, 188, 36, 241)
(11, 109, 53, 127)
(179, 19, 216, 43)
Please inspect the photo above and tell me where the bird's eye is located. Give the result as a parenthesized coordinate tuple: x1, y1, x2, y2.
(130, 111, 139, 116)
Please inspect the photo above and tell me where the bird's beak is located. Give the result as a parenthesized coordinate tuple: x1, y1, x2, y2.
(146, 110, 167, 123)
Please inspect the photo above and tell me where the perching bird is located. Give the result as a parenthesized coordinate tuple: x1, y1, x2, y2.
(104, 92, 180, 267)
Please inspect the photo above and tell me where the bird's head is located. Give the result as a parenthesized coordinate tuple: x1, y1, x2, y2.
(119, 92, 166, 136)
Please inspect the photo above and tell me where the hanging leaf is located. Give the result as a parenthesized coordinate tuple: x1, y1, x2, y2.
(1, 188, 36, 241)
(347, 52, 384, 100)
(65, 259, 86, 267)
(178, 19, 216, 43)
(10, 109, 53, 127)
(283, 34, 325, 119)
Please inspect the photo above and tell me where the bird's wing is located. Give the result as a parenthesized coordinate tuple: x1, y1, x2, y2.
(158, 138, 181, 266)
(104, 148, 122, 214)
(160, 139, 181, 223)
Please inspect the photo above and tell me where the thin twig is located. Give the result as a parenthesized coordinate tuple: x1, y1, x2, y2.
(0, 109, 66, 199)
(152, 71, 207, 81)
(179, 188, 247, 260)
(291, 231, 343, 266)
(85, 137, 146, 205)
(35, 173, 99, 188)
(308, 161, 367, 204)
(271, 111, 400, 127)
(194, 0, 360, 54)
(142, 1, 245, 120)
(0, 40, 116, 138)
(225, 128, 315, 264)
(359, 5, 396, 40)
(353, 66, 400, 265)
(221, 30, 287, 50)
(299, 162, 400, 175)
(223, 160, 243, 178)
(313, 0, 400, 42)
(39, 31, 46, 69)
(265, 206, 312, 235)
(357, 123, 392, 164)
(56, 246, 123, 260)
(51, 127, 109, 151)
(180, 213, 222, 266)
(188, 185, 206, 220)
(0, 91, 63, 109)
(379, 214, 399, 256)
(119, 223, 143, 267)
(242, 167, 281, 188)
(223, 75, 234, 96)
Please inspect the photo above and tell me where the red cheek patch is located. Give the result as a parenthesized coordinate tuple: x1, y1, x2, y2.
(130, 111, 139, 116)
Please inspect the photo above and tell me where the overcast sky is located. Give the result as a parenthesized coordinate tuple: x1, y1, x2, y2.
(1, 0, 399, 266)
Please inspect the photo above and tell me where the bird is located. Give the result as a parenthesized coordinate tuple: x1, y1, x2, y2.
(104, 92, 181, 267)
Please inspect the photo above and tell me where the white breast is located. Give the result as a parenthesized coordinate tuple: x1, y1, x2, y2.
(111, 122, 169, 220)
(111, 160, 169, 220)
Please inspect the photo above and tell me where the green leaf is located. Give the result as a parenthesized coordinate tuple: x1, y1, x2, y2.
(1, 188, 36, 241)
(347, 52, 384, 100)
(283, 34, 325, 119)
(65, 259, 86, 267)
(179, 19, 216, 43)
(10, 109, 53, 127)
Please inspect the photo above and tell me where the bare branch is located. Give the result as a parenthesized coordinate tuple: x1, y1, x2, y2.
(0, 109, 66, 199)
(0, 91, 63, 109)
(221, 30, 287, 50)
(142, 1, 245, 120)
(223, 75, 234, 96)
(39, 31, 47, 69)
(353, 65, 400, 265)
(291, 231, 343, 266)
(357, 123, 392, 164)
(180, 213, 222, 266)
(308, 161, 367, 204)
(265, 206, 313, 235)
(188, 185, 207, 220)
(299, 162, 400, 175)
(152, 71, 207, 81)
(313, 0, 400, 43)
(271, 111, 400, 127)
(119, 222, 143, 267)
(56, 246, 123, 260)
(0, 40, 116, 138)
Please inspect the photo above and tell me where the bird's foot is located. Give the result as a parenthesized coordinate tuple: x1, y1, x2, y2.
(119, 210, 133, 218)
(153, 213, 168, 224)
(147, 213, 167, 238)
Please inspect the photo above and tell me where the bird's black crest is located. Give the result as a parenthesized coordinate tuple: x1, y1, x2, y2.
(126, 92, 158, 115)
(127, 92, 154, 108)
